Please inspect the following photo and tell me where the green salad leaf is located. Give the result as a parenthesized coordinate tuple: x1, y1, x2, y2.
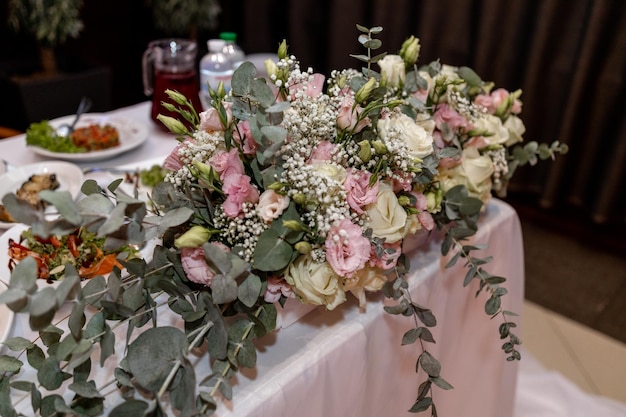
(25, 121, 86, 153)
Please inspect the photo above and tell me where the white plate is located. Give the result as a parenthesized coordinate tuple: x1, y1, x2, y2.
(0, 161, 85, 228)
(0, 280, 15, 351)
(28, 113, 148, 162)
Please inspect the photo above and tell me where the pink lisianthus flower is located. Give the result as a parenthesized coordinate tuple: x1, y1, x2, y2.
(308, 140, 336, 163)
(324, 218, 370, 278)
(209, 148, 245, 185)
(264, 276, 295, 303)
(343, 168, 378, 214)
(233, 120, 257, 156)
(392, 171, 413, 193)
(433, 103, 470, 134)
(199, 102, 232, 132)
(474, 88, 523, 115)
(369, 241, 402, 270)
(411, 192, 435, 231)
(164, 139, 195, 171)
(336, 95, 371, 133)
(222, 174, 260, 218)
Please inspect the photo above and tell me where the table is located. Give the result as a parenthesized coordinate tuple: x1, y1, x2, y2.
(0, 102, 524, 417)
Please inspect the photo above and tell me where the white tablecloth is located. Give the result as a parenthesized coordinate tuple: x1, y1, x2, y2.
(0, 102, 524, 417)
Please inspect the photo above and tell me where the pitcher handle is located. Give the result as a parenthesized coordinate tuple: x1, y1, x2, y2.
(142, 48, 154, 96)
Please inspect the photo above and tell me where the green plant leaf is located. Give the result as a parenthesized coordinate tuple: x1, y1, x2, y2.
(419, 351, 441, 377)
(127, 327, 188, 392)
(211, 275, 238, 305)
(238, 274, 262, 308)
(0, 355, 23, 373)
(253, 227, 294, 271)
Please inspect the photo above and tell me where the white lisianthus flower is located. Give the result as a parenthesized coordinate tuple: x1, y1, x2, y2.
(472, 114, 510, 148)
(503, 115, 526, 146)
(378, 54, 406, 88)
(366, 182, 408, 243)
(284, 255, 346, 310)
(439, 147, 495, 204)
(377, 113, 434, 160)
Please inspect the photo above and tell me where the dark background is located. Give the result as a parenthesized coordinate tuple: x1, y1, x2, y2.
(1, 0, 625, 341)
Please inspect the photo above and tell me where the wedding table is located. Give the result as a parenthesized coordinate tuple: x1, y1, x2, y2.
(0, 102, 524, 417)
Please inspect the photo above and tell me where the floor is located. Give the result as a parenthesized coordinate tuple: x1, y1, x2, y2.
(521, 300, 626, 406)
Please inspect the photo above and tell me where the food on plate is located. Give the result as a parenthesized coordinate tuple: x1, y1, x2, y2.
(7, 227, 138, 281)
(70, 124, 120, 151)
(25, 120, 120, 153)
(0, 173, 60, 223)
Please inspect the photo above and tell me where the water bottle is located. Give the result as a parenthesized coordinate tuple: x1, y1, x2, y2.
(199, 39, 234, 108)
(219, 32, 246, 69)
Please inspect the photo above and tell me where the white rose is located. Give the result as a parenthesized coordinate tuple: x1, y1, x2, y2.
(366, 182, 408, 243)
(343, 266, 387, 308)
(415, 112, 436, 134)
(439, 147, 494, 204)
(378, 54, 406, 88)
(503, 115, 525, 146)
(257, 190, 290, 223)
(310, 162, 347, 184)
(377, 113, 434, 160)
(472, 114, 510, 147)
(438, 64, 461, 82)
(284, 256, 346, 310)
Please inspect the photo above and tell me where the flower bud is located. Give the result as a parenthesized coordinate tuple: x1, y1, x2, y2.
(426, 189, 443, 213)
(156, 115, 188, 135)
(397, 195, 411, 207)
(277, 40, 288, 60)
(267, 182, 285, 192)
(294, 241, 312, 255)
(264, 59, 279, 78)
(400, 36, 420, 67)
(164, 89, 189, 105)
(282, 220, 306, 232)
(292, 193, 306, 205)
(175, 225, 212, 248)
(355, 77, 376, 104)
(357, 139, 372, 162)
(371, 140, 388, 155)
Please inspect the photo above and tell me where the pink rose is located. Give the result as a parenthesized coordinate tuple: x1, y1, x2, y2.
(264, 276, 295, 303)
(308, 140, 336, 163)
(324, 218, 370, 278)
(344, 169, 378, 215)
(474, 89, 522, 115)
(164, 139, 195, 171)
(336, 95, 371, 133)
(433, 103, 470, 133)
(222, 174, 260, 218)
(199, 102, 232, 131)
(233, 120, 257, 156)
(257, 190, 290, 222)
(369, 241, 402, 270)
(209, 148, 245, 185)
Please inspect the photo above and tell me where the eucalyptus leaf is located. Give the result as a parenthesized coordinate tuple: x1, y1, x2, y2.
(68, 380, 103, 399)
(37, 357, 64, 390)
(127, 327, 188, 392)
(211, 275, 238, 305)
(40, 190, 82, 225)
(237, 274, 262, 308)
(419, 351, 441, 377)
(0, 355, 23, 373)
(3, 336, 34, 351)
(29, 287, 57, 318)
(253, 228, 294, 272)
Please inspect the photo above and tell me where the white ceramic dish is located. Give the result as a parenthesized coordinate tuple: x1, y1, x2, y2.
(0, 161, 84, 228)
(0, 280, 15, 351)
(28, 113, 148, 162)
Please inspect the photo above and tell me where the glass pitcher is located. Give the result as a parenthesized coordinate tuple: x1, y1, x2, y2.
(142, 39, 203, 129)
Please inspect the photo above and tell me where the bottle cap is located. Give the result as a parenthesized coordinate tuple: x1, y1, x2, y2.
(220, 32, 238, 42)
(208, 39, 226, 52)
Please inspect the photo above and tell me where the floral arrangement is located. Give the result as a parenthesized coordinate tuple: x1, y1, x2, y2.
(0, 25, 566, 416)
